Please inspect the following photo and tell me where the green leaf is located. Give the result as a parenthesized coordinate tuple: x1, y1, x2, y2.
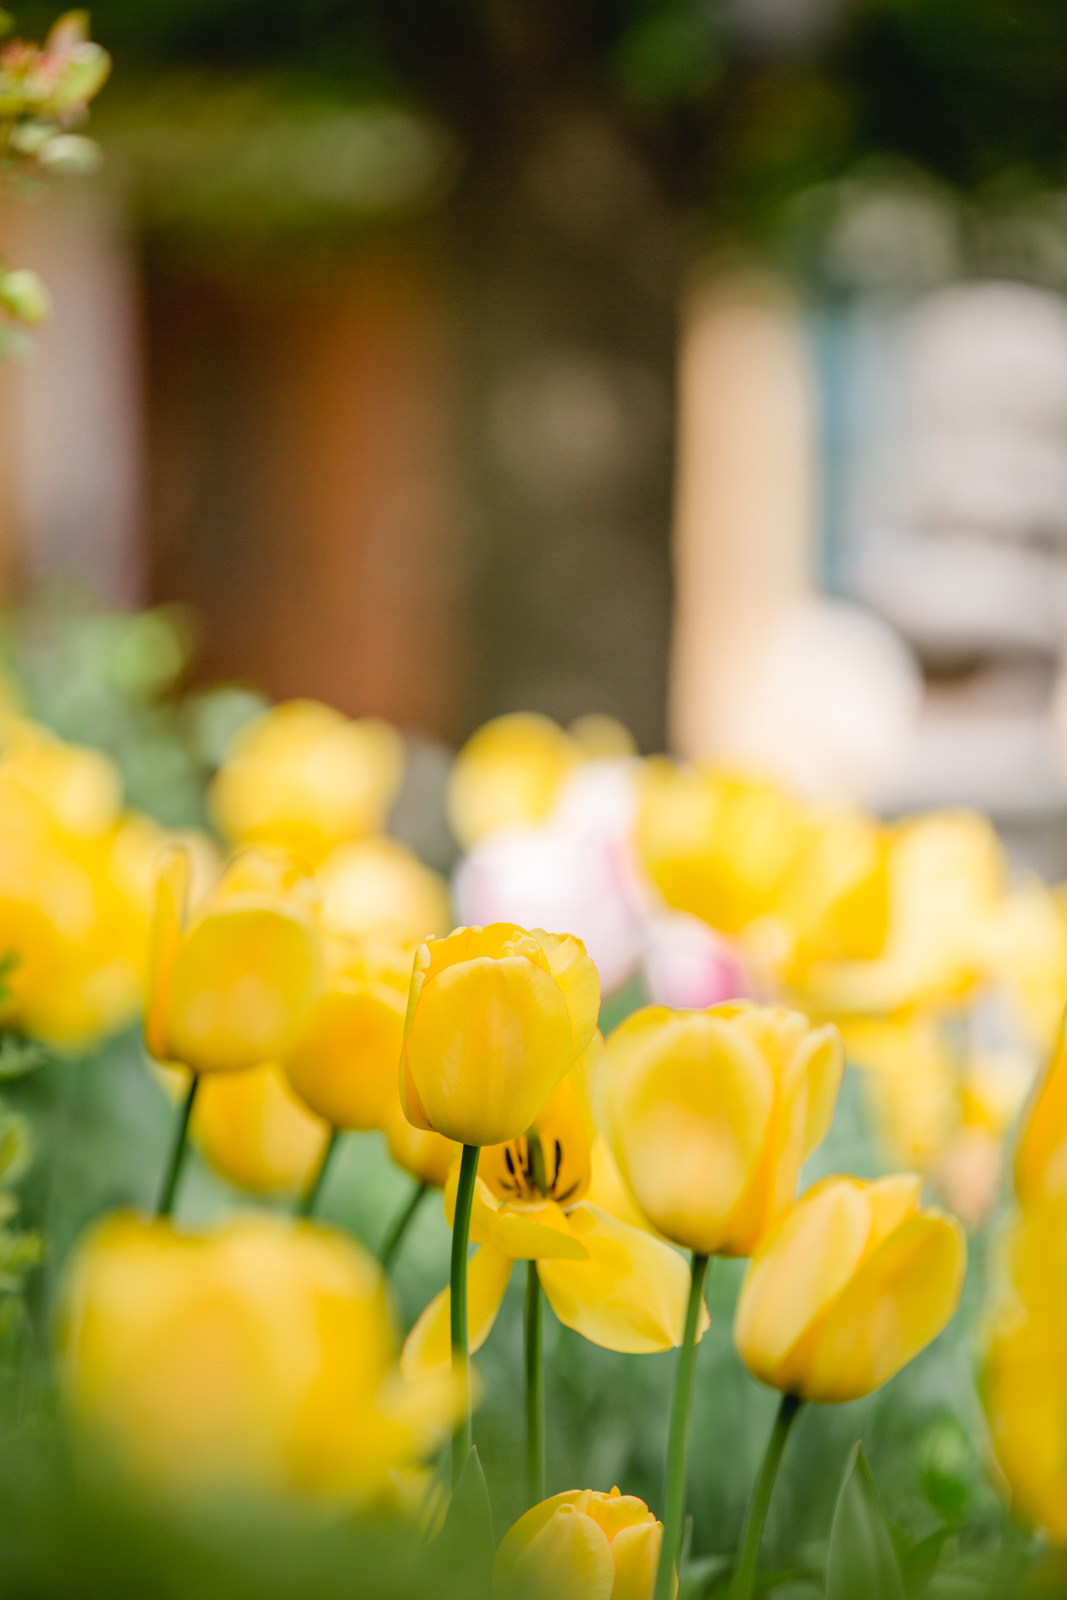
(679, 1552, 731, 1598)
(903, 1528, 953, 1597)
(826, 1443, 905, 1600)
(419, 1446, 494, 1598)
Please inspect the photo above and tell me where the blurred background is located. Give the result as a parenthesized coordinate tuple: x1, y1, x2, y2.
(5, 1, 1067, 864)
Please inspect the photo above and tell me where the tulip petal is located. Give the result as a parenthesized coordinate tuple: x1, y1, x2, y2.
(490, 1201, 589, 1262)
(167, 900, 322, 1074)
(734, 1177, 871, 1390)
(539, 1203, 705, 1354)
(532, 931, 601, 1058)
(792, 1025, 846, 1161)
(800, 1210, 966, 1402)
(610, 1519, 664, 1600)
(145, 845, 190, 1062)
(601, 1010, 773, 1255)
(193, 1061, 329, 1195)
(865, 1173, 923, 1249)
(496, 1503, 615, 1600)
(443, 1169, 501, 1247)
(284, 981, 405, 1131)
(400, 1245, 514, 1379)
(402, 954, 576, 1146)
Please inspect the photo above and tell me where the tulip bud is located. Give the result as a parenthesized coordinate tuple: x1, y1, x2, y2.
(0, 268, 50, 326)
(735, 1174, 966, 1403)
(597, 1001, 843, 1256)
(400, 923, 600, 1147)
(493, 1488, 664, 1600)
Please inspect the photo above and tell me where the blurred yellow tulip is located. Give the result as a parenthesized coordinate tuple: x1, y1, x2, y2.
(794, 811, 1004, 1018)
(61, 1212, 458, 1503)
(403, 1069, 703, 1371)
(494, 1487, 665, 1600)
(597, 1002, 843, 1256)
(1016, 1017, 1067, 1204)
(384, 1107, 457, 1189)
(210, 699, 403, 866)
(400, 923, 600, 1147)
(447, 713, 579, 849)
(283, 939, 411, 1131)
(183, 1061, 330, 1196)
(734, 1174, 965, 1403)
(318, 836, 451, 946)
(636, 764, 805, 936)
(145, 844, 323, 1075)
(983, 1200, 1067, 1541)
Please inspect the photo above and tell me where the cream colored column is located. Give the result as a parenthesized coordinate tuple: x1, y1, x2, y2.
(668, 272, 818, 760)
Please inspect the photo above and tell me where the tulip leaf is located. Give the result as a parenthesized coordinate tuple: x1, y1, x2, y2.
(421, 1446, 495, 1598)
(902, 1527, 953, 1597)
(825, 1443, 905, 1600)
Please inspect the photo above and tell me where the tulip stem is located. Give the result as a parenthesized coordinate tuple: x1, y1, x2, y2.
(729, 1392, 803, 1600)
(379, 1179, 429, 1271)
(654, 1251, 709, 1600)
(298, 1127, 341, 1219)
(525, 1260, 545, 1507)
(156, 1073, 199, 1219)
(450, 1142, 480, 1483)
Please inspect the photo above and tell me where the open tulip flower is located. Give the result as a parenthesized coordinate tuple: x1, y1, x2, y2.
(735, 1173, 966, 1404)
(145, 844, 323, 1077)
(494, 1487, 666, 1600)
(597, 1002, 844, 1257)
(400, 922, 600, 1148)
(61, 1212, 459, 1505)
(402, 1067, 705, 1373)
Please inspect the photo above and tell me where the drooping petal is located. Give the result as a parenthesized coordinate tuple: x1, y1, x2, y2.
(490, 1200, 589, 1262)
(538, 1203, 705, 1354)
(402, 954, 576, 1146)
(166, 900, 323, 1074)
(799, 1209, 966, 1403)
(400, 1245, 514, 1380)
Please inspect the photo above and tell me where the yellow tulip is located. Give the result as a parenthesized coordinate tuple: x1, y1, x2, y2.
(1015, 1016, 1067, 1204)
(734, 1174, 966, 1403)
(400, 923, 600, 1147)
(384, 1107, 457, 1189)
(210, 699, 403, 866)
(983, 1199, 1067, 1540)
(318, 836, 451, 946)
(635, 764, 805, 936)
(793, 811, 1004, 1018)
(402, 1069, 704, 1371)
(283, 938, 411, 1131)
(597, 1002, 844, 1256)
(447, 713, 579, 849)
(61, 1212, 458, 1503)
(145, 844, 323, 1075)
(183, 1061, 330, 1196)
(840, 1014, 959, 1173)
(494, 1487, 665, 1600)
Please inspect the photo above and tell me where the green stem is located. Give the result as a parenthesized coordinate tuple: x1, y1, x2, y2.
(525, 1260, 545, 1507)
(653, 1252, 710, 1600)
(156, 1073, 199, 1219)
(297, 1127, 340, 1219)
(379, 1179, 429, 1271)
(450, 1143, 480, 1483)
(729, 1393, 803, 1600)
